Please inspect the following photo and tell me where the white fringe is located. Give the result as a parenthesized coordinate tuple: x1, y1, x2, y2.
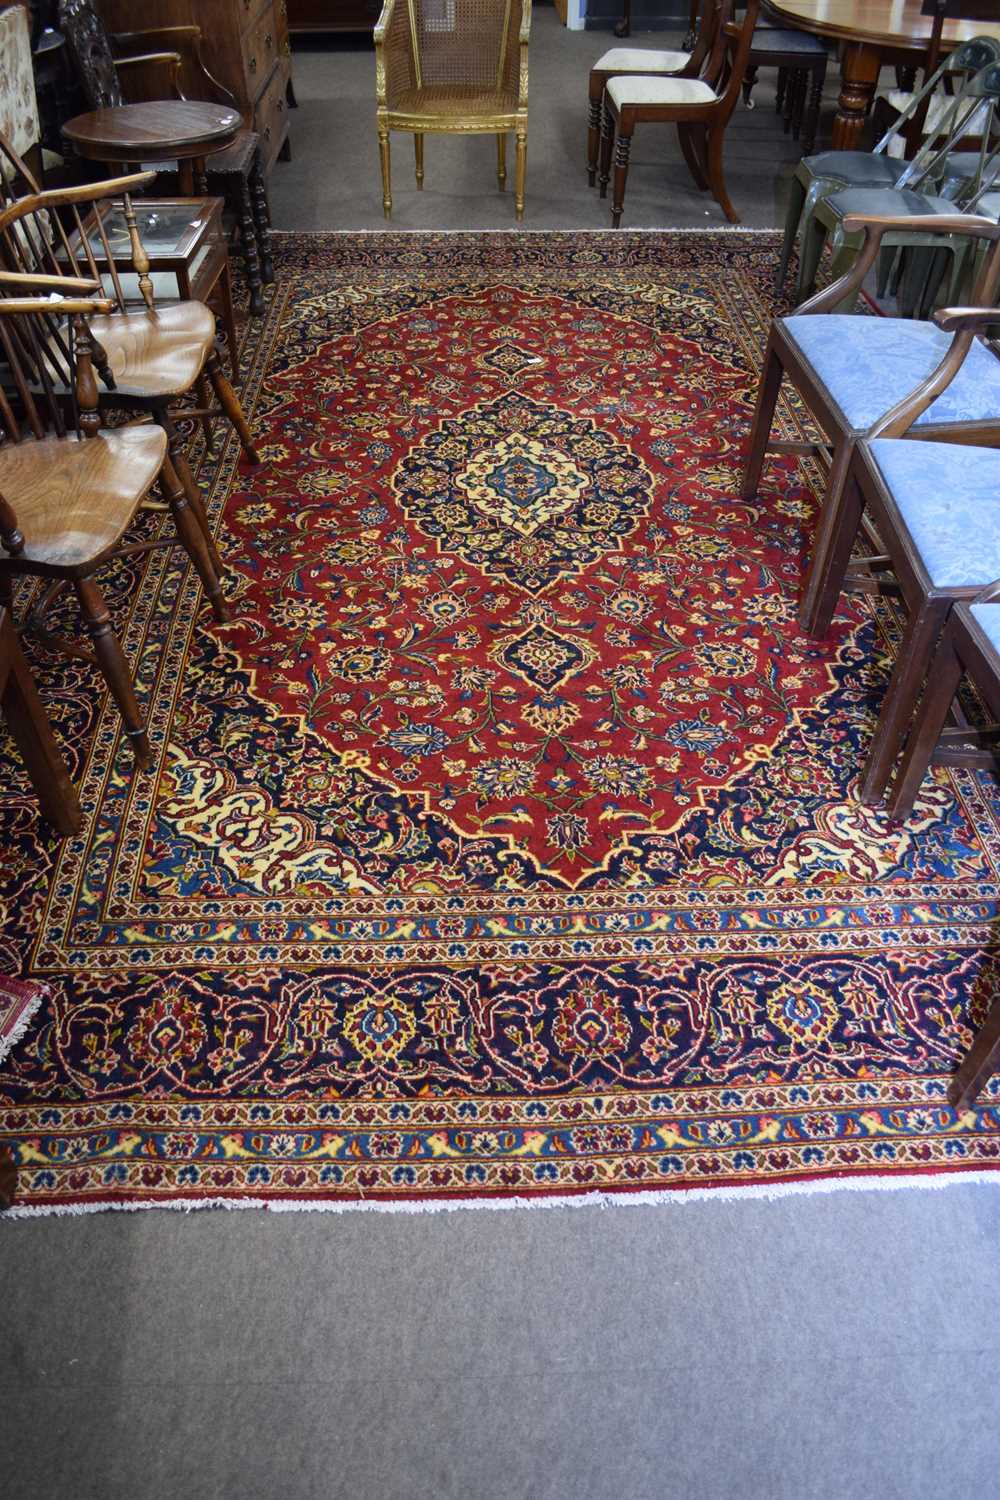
(4, 1169, 999, 1220)
(0, 986, 44, 1067)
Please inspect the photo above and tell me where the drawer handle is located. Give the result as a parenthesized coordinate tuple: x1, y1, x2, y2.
(265, 32, 273, 48)
(249, 55, 257, 73)
(277, 97, 285, 112)
(264, 124, 271, 140)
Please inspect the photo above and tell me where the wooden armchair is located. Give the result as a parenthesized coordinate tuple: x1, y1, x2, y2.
(57, 0, 273, 315)
(375, 0, 531, 221)
(0, 274, 227, 769)
(0, 143, 257, 581)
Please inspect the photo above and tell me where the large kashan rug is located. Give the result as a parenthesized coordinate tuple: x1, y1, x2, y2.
(1, 231, 999, 1216)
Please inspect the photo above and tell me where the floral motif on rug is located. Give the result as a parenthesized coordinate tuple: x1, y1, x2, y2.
(0, 232, 998, 1214)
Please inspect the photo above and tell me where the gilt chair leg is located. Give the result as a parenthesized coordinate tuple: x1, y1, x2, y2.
(206, 349, 259, 464)
(414, 133, 424, 189)
(497, 132, 507, 190)
(160, 455, 230, 625)
(76, 576, 151, 769)
(611, 126, 632, 228)
(379, 128, 392, 218)
(514, 131, 527, 220)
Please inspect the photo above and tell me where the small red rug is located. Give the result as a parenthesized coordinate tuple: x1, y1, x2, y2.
(1, 231, 998, 1214)
(0, 976, 48, 1068)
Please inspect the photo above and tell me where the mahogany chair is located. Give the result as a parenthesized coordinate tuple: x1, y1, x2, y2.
(0, 147, 259, 579)
(0, 271, 227, 769)
(57, 0, 273, 316)
(741, 207, 1000, 652)
(586, 0, 719, 188)
(885, 595, 1000, 1108)
(597, 0, 760, 227)
(1, 603, 81, 835)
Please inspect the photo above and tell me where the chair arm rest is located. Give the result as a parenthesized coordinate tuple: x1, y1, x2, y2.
(0, 271, 102, 295)
(0, 297, 115, 316)
(0, 173, 158, 234)
(112, 28, 238, 109)
(113, 52, 183, 102)
(374, 0, 396, 43)
(933, 306, 1000, 333)
(841, 211, 1000, 242)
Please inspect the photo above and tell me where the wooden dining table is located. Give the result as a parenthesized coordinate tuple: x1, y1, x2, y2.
(765, 1, 1000, 150)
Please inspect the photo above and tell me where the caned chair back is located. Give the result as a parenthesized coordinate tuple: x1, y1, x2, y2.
(378, 0, 530, 108)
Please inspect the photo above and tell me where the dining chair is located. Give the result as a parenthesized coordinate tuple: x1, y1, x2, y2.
(776, 35, 1000, 297)
(0, 146, 258, 580)
(1, 603, 81, 835)
(597, 0, 760, 227)
(374, 0, 531, 222)
(741, 208, 1000, 674)
(739, 18, 828, 158)
(586, 0, 719, 187)
(0, 276, 227, 770)
(57, 0, 273, 317)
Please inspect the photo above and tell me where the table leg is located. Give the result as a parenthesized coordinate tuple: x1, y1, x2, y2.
(178, 159, 195, 196)
(830, 42, 882, 151)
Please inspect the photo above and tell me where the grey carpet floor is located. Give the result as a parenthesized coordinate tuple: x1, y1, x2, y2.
(270, 6, 823, 231)
(5, 17, 1000, 1499)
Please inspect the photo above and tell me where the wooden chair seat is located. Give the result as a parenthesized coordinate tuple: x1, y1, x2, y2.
(87, 301, 217, 397)
(0, 424, 166, 571)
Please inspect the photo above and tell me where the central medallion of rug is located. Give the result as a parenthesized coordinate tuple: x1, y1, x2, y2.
(1, 233, 999, 1215)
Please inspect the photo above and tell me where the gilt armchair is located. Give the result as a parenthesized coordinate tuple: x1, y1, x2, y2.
(374, 0, 531, 221)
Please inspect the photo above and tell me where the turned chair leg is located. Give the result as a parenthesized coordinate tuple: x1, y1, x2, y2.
(414, 132, 424, 189)
(156, 410, 226, 581)
(235, 173, 265, 318)
(206, 349, 260, 464)
(160, 454, 229, 625)
(598, 103, 615, 199)
(742, 63, 759, 109)
(76, 576, 151, 769)
(250, 155, 274, 286)
(611, 123, 633, 227)
(740, 335, 784, 500)
(497, 132, 507, 190)
(802, 62, 826, 156)
(705, 123, 739, 224)
(514, 130, 526, 221)
(379, 128, 392, 218)
(859, 601, 949, 806)
(775, 67, 788, 115)
(587, 92, 602, 185)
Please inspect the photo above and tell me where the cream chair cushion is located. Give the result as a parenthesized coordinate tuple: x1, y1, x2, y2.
(607, 76, 716, 109)
(593, 48, 689, 75)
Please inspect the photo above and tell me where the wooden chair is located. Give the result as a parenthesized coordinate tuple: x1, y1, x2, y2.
(0, 147, 259, 579)
(888, 592, 1000, 1108)
(57, 0, 273, 317)
(374, 0, 531, 222)
(740, 17, 828, 159)
(597, 0, 760, 228)
(741, 209, 1000, 802)
(586, 0, 720, 188)
(1, 603, 81, 834)
(0, 270, 227, 769)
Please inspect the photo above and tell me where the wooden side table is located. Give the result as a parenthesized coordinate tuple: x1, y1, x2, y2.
(61, 99, 241, 194)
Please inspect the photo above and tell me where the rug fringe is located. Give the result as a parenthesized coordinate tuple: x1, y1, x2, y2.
(0, 986, 46, 1067)
(3, 1169, 999, 1221)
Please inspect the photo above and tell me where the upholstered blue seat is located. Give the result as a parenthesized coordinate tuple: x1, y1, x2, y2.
(782, 316, 1000, 431)
(970, 602, 1000, 655)
(867, 439, 1000, 588)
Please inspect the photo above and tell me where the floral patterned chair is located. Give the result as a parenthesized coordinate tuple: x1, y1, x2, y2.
(0, 3, 61, 184)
